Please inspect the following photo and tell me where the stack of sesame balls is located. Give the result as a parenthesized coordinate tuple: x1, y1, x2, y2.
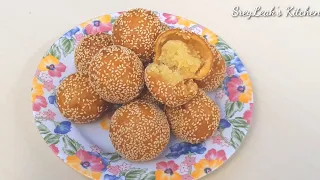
(56, 8, 226, 162)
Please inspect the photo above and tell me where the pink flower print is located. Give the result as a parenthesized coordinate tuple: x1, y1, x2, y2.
(120, 162, 131, 172)
(47, 62, 66, 77)
(189, 26, 203, 35)
(243, 103, 253, 124)
(182, 156, 196, 167)
(39, 72, 52, 82)
(35, 70, 40, 76)
(43, 109, 56, 120)
(43, 81, 55, 91)
(182, 174, 194, 180)
(85, 20, 112, 35)
(156, 161, 179, 172)
(75, 33, 85, 44)
(90, 145, 102, 154)
(49, 144, 59, 155)
(225, 74, 253, 103)
(226, 66, 235, 77)
(163, 13, 179, 24)
(205, 149, 227, 161)
(179, 163, 189, 174)
(108, 165, 121, 175)
(215, 89, 225, 99)
(33, 96, 48, 111)
(212, 135, 223, 145)
(75, 149, 105, 171)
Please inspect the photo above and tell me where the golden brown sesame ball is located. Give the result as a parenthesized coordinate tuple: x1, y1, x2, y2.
(195, 45, 226, 91)
(110, 101, 170, 161)
(145, 29, 214, 107)
(56, 72, 108, 123)
(165, 90, 220, 144)
(112, 8, 162, 63)
(75, 33, 113, 74)
(88, 45, 144, 104)
(137, 87, 164, 108)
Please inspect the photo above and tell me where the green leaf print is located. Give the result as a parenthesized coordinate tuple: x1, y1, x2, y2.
(230, 128, 246, 149)
(225, 101, 244, 118)
(44, 133, 61, 145)
(229, 117, 249, 129)
(37, 123, 51, 135)
(216, 38, 234, 66)
(59, 37, 75, 57)
(125, 168, 147, 180)
(141, 171, 156, 180)
(46, 43, 61, 59)
(110, 153, 122, 162)
(62, 135, 82, 155)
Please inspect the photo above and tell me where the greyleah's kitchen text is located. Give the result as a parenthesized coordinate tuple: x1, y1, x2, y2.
(232, 6, 320, 19)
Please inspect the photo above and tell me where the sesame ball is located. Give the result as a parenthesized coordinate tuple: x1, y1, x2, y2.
(88, 45, 144, 104)
(195, 45, 226, 91)
(145, 29, 214, 107)
(110, 101, 170, 161)
(165, 90, 220, 144)
(75, 33, 113, 74)
(56, 72, 108, 123)
(137, 88, 164, 108)
(112, 8, 162, 63)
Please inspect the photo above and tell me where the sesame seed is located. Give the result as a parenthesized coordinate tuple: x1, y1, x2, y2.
(165, 90, 220, 144)
(109, 101, 170, 161)
(56, 72, 109, 123)
(75, 33, 113, 74)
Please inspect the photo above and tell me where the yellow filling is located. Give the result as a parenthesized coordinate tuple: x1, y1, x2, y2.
(148, 40, 204, 85)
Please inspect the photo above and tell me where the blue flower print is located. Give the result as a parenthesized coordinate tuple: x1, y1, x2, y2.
(48, 94, 58, 107)
(63, 27, 80, 39)
(54, 121, 71, 134)
(219, 119, 231, 129)
(166, 142, 206, 159)
(104, 174, 125, 180)
(231, 56, 245, 73)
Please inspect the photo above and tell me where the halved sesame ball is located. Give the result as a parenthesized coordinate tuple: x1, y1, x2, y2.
(110, 101, 170, 161)
(88, 45, 144, 104)
(56, 72, 109, 123)
(165, 90, 221, 144)
(75, 33, 113, 74)
(145, 29, 213, 107)
(112, 8, 162, 63)
(195, 45, 226, 91)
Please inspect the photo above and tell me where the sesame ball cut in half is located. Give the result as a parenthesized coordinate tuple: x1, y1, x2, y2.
(56, 72, 109, 123)
(165, 90, 220, 144)
(75, 33, 113, 74)
(110, 101, 170, 161)
(145, 29, 214, 107)
(88, 45, 144, 104)
(195, 45, 226, 91)
(112, 8, 162, 63)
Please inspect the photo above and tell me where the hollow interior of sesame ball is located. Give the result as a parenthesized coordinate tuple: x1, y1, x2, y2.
(147, 40, 206, 85)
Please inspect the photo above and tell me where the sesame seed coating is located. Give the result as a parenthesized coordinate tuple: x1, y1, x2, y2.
(195, 45, 226, 91)
(165, 90, 221, 144)
(136, 87, 164, 109)
(56, 72, 109, 123)
(110, 101, 170, 161)
(88, 45, 144, 104)
(112, 8, 162, 63)
(145, 70, 199, 107)
(75, 33, 113, 74)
